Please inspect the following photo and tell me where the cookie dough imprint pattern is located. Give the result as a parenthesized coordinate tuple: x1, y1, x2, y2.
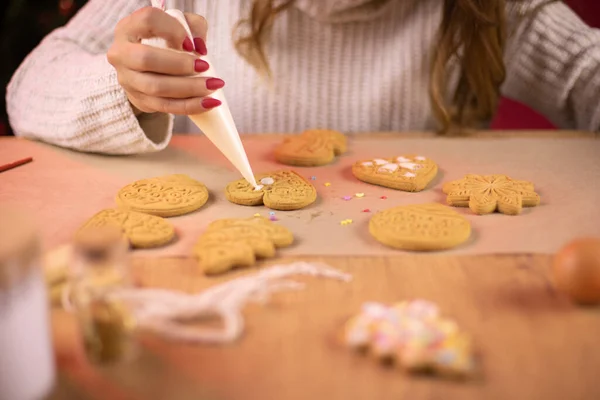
(443, 174, 541, 215)
(116, 174, 209, 217)
(274, 129, 348, 166)
(352, 155, 438, 192)
(225, 170, 317, 211)
(79, 208, 175, 248)
(193, 216, 294, 275)
(369, 203, 471, 251)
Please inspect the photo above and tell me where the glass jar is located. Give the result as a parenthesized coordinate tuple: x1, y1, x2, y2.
(69, 226, 138, 365)
(0, 208, 55, 400)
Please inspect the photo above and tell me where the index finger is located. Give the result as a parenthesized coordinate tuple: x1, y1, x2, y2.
(184, 13, 209, 55)
(116, 7, 190, 51)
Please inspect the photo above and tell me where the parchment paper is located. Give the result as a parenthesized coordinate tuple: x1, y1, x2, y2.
(1, 135, 599, 256)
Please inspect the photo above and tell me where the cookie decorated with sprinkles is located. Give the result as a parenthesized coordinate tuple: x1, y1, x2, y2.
(342, 300, 475, 378)
(369, 203, 471, 251)
(225, 170, 317, 211)
(274, 129, 347, 166)
(352, 155, 438, 192)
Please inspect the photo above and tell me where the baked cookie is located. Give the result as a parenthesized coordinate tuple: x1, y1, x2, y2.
(342, 300, 474, 378)
(116, 174, 209, 217)
(274, 129, 347, 166)
(79, 208, 175, 248)
(443, 174, 541, 215)
(352, 155, 438, 192)
(193, 216, 294, 275)
(225, 170, 317, 211)
(369, 203, 471, 251)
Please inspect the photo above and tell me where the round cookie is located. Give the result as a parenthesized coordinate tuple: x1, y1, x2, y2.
(79, 208, 175, 248)
(352, 155, 438, 192)
(274, 129, 347, 166)
(369, 203, 471, 251)
(225, 170, 317, 211)
(116, 174, 209, 217)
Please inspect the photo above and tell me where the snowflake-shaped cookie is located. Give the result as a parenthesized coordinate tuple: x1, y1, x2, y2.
(443, 174, 541, 215)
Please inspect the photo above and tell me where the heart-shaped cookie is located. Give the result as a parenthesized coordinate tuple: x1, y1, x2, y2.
(225, 170, 317, 210)
(352, 155, 438, 192)
(274, 129, 347, 166)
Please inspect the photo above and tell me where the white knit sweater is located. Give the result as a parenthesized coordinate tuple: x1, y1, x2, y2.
(6, 0, 600, 155)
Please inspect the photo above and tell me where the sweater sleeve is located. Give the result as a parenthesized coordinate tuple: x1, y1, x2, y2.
(6, 0, 174, 155)
(503, 0, 600, 132)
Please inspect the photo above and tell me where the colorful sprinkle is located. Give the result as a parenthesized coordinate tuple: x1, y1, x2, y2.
(340, 219, 354, 226)
(380, 196, 388, 200)
(269, 215, 278, 222)
(311, 176, 317, 180)
(253, 213, 261, 217)
(355, 193, 365, 198)
(269, 211, 276, 216)
(362, 209, 371, 213)
(324, 182, 331, 187)
(342, 196, 352, 201)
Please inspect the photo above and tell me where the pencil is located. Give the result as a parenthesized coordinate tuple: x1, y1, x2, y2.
(0, 157, 33, 173)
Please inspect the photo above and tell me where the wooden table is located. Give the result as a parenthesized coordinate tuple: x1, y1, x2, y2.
(5, 131, 598, 400)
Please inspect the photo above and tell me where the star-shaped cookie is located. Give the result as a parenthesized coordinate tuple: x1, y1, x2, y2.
(443, 174, 541, 215)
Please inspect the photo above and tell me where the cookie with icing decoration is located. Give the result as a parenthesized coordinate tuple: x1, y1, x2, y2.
(274, 129, 347, 166)
(443, 174, 541, 215)
(78, 208, 175, 248)
(225, 170, 317, 210)
(369, 203, 471, 251)
(193, 216, 294, 275)
(116, 174, 209, 217)
(352, 155, 438, 192)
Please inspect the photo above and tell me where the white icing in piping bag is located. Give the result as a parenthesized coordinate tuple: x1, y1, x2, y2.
(142, 4, 258, 188)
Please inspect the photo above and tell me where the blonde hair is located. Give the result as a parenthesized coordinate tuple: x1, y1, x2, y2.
(233, 0, 539, 134)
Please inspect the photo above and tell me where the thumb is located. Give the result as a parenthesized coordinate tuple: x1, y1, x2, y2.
(185, 13, 209, 56)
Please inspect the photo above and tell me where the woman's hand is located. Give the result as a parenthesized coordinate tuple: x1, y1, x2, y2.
(107, 7, 223, 116)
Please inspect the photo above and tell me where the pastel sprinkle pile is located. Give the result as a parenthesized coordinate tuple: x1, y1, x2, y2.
(342, 300, 474, 378)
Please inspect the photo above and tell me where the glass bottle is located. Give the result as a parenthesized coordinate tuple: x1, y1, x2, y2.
(69, 226, 138, 365)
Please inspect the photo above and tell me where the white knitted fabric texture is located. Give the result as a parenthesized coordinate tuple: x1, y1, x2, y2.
(6, 0, 600, 155)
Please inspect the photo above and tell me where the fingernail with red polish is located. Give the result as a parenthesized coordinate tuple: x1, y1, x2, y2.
(206, 78, 225, 90)
(194, 38, 208, 56)
(202, 98, 221, 109)
(194, 59, 209, 73)
(183, 37, 194, 52)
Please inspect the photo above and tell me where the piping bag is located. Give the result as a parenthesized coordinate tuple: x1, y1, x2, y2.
(142, 2, 258, 188)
